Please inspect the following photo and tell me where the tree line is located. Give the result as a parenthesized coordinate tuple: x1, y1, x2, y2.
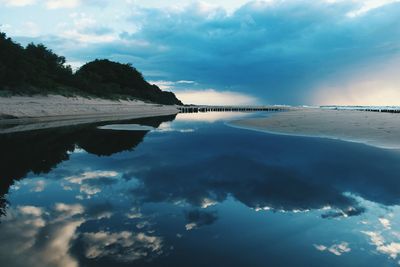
(0, 32, 182, 105)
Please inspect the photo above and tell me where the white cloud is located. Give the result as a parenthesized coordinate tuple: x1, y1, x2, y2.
(155, 121, 195, 133)
(46, 0, 80, 9)
(362, 229, 400, 260)
(379, 218, 391, 230)
(0, 23, 12, 32)
(54, 203, 84, 217)
(82, 231, 163, 262)
(18, 205, 43, 217)
(314, 244, 327, 251)
(175, 89, 259, 105)
(2, 0, 36, 6)
(59, 12, 117, 43)
(0, 202, 158, 267)
(378, 242, 400, 259)
(149, 80, 196, 90)
(65, 171, 119, 198)
(314, 242, 351, 256)
(126, 207, 142, 219)
(346, 0, 400, 17)
(23, 21, 40, 37)
(254, 206, 272, 212)
(149, 80, 176, 90)
(80, 184, 102, 196)
(176, 80, 196, 84)
(149, 81, 258, 105)
(200, 198, 217, 208)
(0, 204, 84, 267)
(31, 180, 46, 192)
(65, 171, 119, 185)
(185, 222, 197, 230)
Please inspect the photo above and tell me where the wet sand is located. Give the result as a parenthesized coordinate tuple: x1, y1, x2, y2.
(0, 95, 179, 133)
(231, 109, 400, 149)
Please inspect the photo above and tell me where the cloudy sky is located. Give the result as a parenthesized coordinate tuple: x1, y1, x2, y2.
(1, 0, 399, 105)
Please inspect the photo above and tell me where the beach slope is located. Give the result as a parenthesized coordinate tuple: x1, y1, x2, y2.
(0, 95, 179, 133)
(231, 109, 400, 149)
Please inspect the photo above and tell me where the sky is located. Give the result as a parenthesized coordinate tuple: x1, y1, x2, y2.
(0, 0, 400, 105)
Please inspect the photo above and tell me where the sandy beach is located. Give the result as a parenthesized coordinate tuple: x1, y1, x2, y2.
(231, 108, 400, 149)
(0, 95, 179, 133)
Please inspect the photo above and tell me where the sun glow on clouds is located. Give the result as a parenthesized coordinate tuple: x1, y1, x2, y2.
(313, 58, 400, 106)
(315, 84, 400, 106)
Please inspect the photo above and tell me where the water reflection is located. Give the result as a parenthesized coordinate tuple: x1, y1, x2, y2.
(0, 202, 164, 267)
(1, 112, 400, 267)
(0, 115, 176, 216)
(184, 209, 218, 231)
(124, 129, 400, 218)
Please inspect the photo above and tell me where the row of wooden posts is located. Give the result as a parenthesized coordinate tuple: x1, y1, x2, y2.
(356, 108, 400, 113)
(177, 106, 286, 113)
(178, 106, 400, 114)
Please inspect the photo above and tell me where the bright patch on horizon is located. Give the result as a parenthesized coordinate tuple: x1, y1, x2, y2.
(175, 89, 259, 106)
(313, 58, 400, 106)
(176, 111, 253, 122)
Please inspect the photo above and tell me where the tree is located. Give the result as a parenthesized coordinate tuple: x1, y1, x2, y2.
(0, 32, 182, 105)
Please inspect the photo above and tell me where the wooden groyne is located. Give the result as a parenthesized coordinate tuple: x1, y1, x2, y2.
(357, 108, 400, 113)
(177, 105, 287, 113)
(321, 106, 400, 114)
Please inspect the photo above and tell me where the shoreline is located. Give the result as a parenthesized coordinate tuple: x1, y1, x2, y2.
(0, 95, 179, 133)
(230, 109, 400, 150)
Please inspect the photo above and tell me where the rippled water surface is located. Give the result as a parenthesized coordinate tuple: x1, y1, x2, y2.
(2, 112, 400, 267)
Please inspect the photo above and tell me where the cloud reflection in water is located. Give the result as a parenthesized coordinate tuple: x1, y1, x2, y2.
(2, 112, 400, 266)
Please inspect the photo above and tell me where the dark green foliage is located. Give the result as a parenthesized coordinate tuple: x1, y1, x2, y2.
(0, 32, 74, 92)
(75, 59, 182, 105)
(0, 32, 182, 105)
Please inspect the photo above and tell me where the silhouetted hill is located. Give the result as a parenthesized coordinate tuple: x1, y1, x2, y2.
(0, 32, 182, 105)
(76, 59, 182, 105)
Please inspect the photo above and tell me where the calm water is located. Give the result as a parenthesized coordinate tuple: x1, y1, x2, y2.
(1, 112, 400, 267)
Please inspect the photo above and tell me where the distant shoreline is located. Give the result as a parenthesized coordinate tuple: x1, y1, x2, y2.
(230, 109, 400, 150)
(0, 95, 179, 134)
